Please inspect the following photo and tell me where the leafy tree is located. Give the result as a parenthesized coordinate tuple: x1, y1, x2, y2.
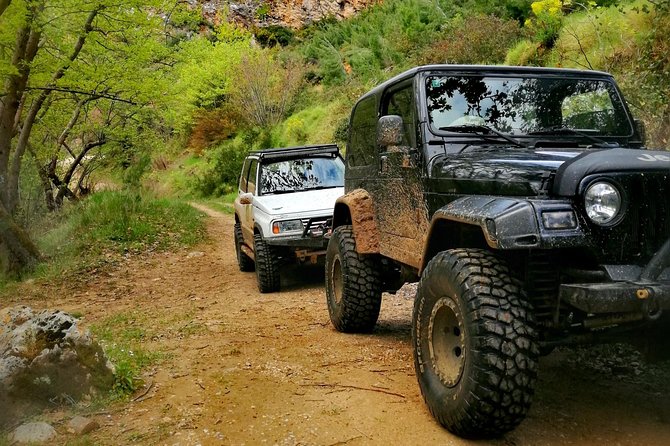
(228, 51, 304, 128)
(0, 0, 180, 275)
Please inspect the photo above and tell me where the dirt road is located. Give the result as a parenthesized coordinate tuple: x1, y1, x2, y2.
(9, 207, 670, 445)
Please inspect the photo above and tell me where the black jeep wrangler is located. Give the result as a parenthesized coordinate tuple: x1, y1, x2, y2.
(325, 65, 670, 438)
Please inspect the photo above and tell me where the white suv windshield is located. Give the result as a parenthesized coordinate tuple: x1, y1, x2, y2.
(426, 75, 633, 137)
(260, 156, 344, 195)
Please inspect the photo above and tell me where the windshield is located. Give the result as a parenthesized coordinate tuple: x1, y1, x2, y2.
(260, 156, 344, 195)
(425, 75, 633, 137)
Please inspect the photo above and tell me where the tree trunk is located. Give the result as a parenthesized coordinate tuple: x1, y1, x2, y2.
(0, 201, 41, 276)
(0, 0, 12, 18)
(27, 145, 56, 212)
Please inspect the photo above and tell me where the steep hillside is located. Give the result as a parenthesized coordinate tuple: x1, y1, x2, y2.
(191, 0, 379, 27)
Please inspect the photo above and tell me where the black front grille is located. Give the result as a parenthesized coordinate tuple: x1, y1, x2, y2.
(301, 216, 331, 237)
(586, 172, 670, 264)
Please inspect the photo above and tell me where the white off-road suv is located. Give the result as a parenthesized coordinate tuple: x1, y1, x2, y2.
(234, 144, 345, 292)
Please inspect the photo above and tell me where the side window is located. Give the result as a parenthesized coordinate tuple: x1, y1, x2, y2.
(383, 85, 417, 148)
(248, 160, 258, 195)
(239, 158, 251, 193)
(347, 96, 377, 167)
(561, 90, 621, 133)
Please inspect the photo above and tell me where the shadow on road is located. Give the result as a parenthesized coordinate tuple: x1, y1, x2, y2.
(279, 262, 325, 291)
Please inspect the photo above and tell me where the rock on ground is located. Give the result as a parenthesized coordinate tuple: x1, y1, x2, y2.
(0, 306, 114, 428)
(67, 415, 100, 435)
(11, 422, 56, 444)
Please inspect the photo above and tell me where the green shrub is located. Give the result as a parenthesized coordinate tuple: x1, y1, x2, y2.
(255, 25, 295, 47)
(505, 39, 543, 65)
(420, 14, 523, 65)
(525, 0, 565, 49)
(192, 130, 266, 196)
(301, 0, 449, 85)
(271, 102, 348, 148)
(36, 190, 206, 278)
(187, 108, 239, 152)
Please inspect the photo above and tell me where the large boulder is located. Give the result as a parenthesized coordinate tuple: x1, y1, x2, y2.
(0, 306, 114, 427)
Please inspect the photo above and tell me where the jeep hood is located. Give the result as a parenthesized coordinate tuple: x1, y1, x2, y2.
(553, 147, 670, 196)
(254, 187, 344, 216)
(430, 147, 669, 198)
(430, 149, 582, 196)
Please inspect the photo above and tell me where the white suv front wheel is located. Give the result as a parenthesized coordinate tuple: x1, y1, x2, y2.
(254, 233, 280, 293)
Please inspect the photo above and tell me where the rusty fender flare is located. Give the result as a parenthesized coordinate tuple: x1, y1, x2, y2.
(332, 189, 380, 254)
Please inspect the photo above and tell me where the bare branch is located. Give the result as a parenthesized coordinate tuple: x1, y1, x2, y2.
(57, 97, 87, 148)
(25, 86, 137, 105)
(564, 25, 593, 70)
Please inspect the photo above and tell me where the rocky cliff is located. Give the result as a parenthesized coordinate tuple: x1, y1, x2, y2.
(188, 0, 379, 28)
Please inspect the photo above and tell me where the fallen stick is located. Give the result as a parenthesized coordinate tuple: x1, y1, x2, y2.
(301, 382, 405, 398)
(132, 380, 154, 402)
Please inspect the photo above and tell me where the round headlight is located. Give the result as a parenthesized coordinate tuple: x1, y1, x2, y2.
(584, 181, 621, 225)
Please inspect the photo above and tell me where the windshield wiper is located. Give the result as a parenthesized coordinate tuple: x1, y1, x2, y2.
(264, 189, 296, 195)
(303, 185, 341, 191)
(439, 124, 529, 149)
(528, 126, 619, 148)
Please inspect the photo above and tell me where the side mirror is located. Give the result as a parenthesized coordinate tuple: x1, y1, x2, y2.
(377, 115, 405, 149)
(239, 192, 253, 205)
(635, 119, 647, 145)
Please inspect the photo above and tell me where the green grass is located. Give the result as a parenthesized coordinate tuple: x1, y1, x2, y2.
(31, 190, 207, 282)
(91, 310, 166, 397)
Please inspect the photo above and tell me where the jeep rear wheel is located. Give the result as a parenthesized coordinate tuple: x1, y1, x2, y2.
(235, 222, 254, 272)
(325, 225, 382, 332)
(254, 233, 280, 293)
(412, 249, 539, 438)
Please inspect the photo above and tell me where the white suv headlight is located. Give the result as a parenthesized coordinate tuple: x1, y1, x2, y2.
(584, 181, 621, 225)
(272, 219, 304, 234)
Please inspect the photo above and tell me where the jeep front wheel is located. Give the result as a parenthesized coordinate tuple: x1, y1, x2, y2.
(254, 233, 280, 293)
(234, 222, 254, 272)
(412, 249, 539, 438)
(325, 225, 382, 332)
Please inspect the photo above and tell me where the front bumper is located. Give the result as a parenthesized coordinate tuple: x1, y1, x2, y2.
(265, 234, 328, 249)
(560, 281, 670, 315)
(264, 216, 332, 250)
(560, 238, 670, 316)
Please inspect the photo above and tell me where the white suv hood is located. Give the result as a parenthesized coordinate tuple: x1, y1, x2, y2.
(254, 187, 343, 217)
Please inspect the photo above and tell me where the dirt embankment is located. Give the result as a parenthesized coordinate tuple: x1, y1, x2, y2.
(4, 206, 670, 445)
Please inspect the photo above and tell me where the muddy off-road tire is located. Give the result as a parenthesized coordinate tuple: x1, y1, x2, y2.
(234, 222, 254, 272)
(412, 248, 539, 438)
(325, 225, 382, 332)
(254, 233, 280, 293)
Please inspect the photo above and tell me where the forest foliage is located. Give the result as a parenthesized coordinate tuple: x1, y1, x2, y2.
(0, 0, 669, 278)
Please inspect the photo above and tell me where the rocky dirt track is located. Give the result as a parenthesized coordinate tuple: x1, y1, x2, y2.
(6, 206, 670, 445)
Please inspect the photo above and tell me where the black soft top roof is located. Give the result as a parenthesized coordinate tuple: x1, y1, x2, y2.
(357, 64, 615, 105)
(248, 144, 340, 161)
